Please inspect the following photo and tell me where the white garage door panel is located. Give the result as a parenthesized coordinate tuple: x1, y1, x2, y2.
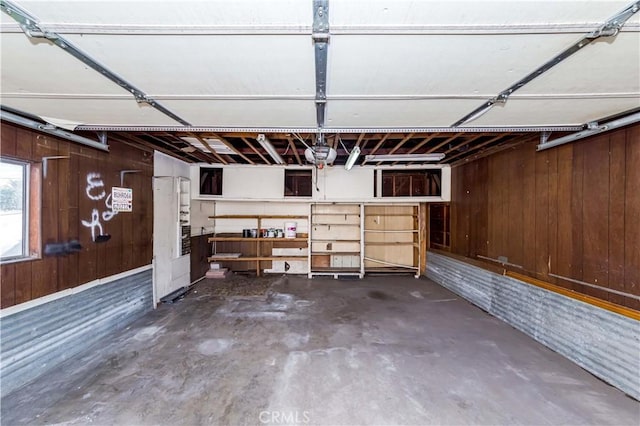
(62, 34, 315, 96)
(330, 0, 634, 27)
(0, 34, 128, 95)
(469, 97, 640, 127)
(325, 99, 482, 128)
(1, 98, 181, 126)
(518, 33, 640, 94)
(12, 0, 310, 27)
(165, 99, 317, 128)
(328, 34, 580, 96)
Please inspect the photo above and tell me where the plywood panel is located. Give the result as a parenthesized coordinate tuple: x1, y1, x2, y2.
(547, 148, 559, 286)
(582, 136, 610, 300)
(1, 124, 17, 157)
(13, 261, 32, 304)
(472, 161, 489, 258)
(449, 123, 640, 309)
(103, 154, 123, 278)
(624, 128, 640, 310)
(608, 130, 627, 306)
(555, 144, 574, 290)
(76, 149, 99, 285)
(507, 147, 525, 267)
(32, 135, 59, 299)
(56, 140, 73, 292)
(15, 128, 33, 159)
(0, 122, 154, 308)
(450, 167, 464, 255)
(534, 150, 550, 281)
(570, 142, 585, 287)
(494, 152, 510, 260)
(1, 263, 15, 308)
(522, 147, 537, 273)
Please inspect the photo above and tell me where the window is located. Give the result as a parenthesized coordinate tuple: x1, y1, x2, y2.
(0, 159, 28, 260)
(284, 170, 312, 197)
(381, 169, 442, 197)
(199, 167, 223, 195)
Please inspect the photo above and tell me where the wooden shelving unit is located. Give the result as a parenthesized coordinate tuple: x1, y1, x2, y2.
(177, 177, 191, 257)
(207, 214, 308, 276)
(309, 203, 364, 279)
(363, 204, 420, 277)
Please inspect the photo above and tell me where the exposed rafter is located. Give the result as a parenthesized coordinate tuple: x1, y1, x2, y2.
(242, 137, 271, 165)
(287, 136, 303, 165)
(188, 133, 229, 165)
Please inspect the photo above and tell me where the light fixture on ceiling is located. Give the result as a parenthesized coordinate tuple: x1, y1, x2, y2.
(257, 133, 284, 164)
(338, 133, 360, 171)
(537, 111, 640, 151)
(345, 146, 361, 170)
(364, 153, 445, 163)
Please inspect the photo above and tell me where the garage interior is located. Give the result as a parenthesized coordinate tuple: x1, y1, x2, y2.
(0, 0, 639, 424)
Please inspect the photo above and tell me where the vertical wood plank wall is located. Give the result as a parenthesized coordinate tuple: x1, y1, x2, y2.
(0, 122, 154, 308)
(450, 124, 640, 310)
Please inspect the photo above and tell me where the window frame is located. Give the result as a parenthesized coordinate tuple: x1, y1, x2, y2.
(199, 167, 223, 196)
(0, 158, 30, 262)
(284, 169, 313, 198)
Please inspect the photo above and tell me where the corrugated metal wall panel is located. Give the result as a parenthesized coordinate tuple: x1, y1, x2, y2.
(0, 269, 153, 398)
(426, 251, 640, 400)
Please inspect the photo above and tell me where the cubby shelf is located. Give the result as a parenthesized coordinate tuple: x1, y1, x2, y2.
(208, 214, 308, 276)
(309, 203, 364, 279)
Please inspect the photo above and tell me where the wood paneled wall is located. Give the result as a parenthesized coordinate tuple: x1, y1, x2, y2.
(1, 122, 154, 308)
(450, 124, 640, 310)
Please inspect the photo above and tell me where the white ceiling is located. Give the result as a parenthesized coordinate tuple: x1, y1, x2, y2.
(1, 0, 639, 130)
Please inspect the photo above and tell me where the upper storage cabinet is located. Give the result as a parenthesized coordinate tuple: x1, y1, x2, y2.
(374, 167, 450, 200)
(191, 164, 450, 202)
(191, 165, 286, 199)
(199, 167, 223, 196)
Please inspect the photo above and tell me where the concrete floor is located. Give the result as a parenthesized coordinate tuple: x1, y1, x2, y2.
(2, 275, 639, 425)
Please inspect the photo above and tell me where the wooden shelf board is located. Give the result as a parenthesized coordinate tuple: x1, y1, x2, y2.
(311, 251, 361, 256)
(209, 215, 307, 219)
(364, 242, 418, 247)
(364, 229, 417, 233)
(365, 214, 417, 217)
(310, 267, 362, 272)
(208, 255, 308, 262)
(312, 223, 361, 226)
(365, 267, 419, 273)
(312, 239, 361, 242)
(312, 213, 360, 216)
(208, 237, 308, 242)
